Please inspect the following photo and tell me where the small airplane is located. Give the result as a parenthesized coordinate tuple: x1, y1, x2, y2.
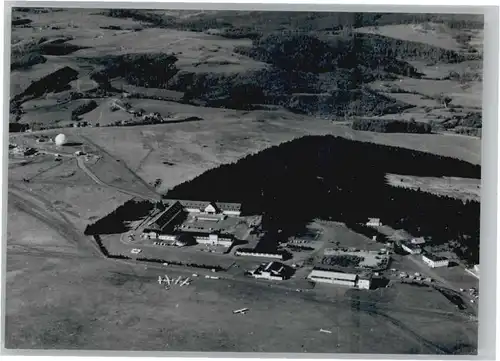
(165, 275, 171, 286)
(180, 277, 190, 287)
(174, 276, 182, 285)
(158, 276, 163, 285)
(233, 308, 249, 315)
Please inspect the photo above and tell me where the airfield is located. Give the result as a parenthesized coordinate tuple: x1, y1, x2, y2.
(6, 8, 482, 354)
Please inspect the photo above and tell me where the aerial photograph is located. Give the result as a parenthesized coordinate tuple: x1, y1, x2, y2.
(5, 6, 483, 354)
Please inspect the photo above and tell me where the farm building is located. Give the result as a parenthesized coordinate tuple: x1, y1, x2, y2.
(422, 253, 449, 268)
(235, 249, 284, 260)
(366, 218, 382, 227)
(23, 147, 38, 156)
(164, 199, 242, 216)
(143, 201, 185, 236)
(466, 264, 480, 279)
(250, 261, 293, 281)
(307, 268, 372, 289)
(411, 237, 426, 245)
(401, 242, 422, 255)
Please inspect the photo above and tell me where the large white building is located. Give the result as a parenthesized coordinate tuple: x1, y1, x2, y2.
(401, 242, 422, 255)
(307, 268, 372, 289)
(250, 261, 291, 281)
(410, 237, 426, 245)
(165, 199, 242, 216)
(422, 254, 449, 268)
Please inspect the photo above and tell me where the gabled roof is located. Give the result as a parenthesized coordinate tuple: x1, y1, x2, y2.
(146, 201, 183, 231)
(164, 199, 241, 212)
(401, 241, 421, 250)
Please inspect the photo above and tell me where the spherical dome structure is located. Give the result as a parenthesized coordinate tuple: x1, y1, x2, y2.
(54, 134, 67, 146)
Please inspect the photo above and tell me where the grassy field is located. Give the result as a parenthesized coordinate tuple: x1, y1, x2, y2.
(4, 250, 476, 353)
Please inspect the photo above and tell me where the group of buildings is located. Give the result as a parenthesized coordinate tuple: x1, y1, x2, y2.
(141, 199, 242, 248)
(400, 238, 450, 268)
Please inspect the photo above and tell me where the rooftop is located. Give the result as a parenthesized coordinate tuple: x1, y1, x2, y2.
(146, 201, 183, 231)
(165, 199, 242, 212)
(423, 253, 448, 262)
(401, 241, 422, 251)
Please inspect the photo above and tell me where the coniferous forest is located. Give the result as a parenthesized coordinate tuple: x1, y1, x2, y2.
(166, 135, 480, 265)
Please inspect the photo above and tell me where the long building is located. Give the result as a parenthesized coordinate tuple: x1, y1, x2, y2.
(307, 268, 372, 289)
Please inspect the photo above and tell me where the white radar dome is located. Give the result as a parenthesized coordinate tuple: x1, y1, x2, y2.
(54, 133, 67, 146)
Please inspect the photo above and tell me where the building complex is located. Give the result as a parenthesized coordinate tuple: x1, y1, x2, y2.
(422, 253, 449, 268)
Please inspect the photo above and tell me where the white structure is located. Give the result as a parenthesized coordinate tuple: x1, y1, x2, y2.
(366, 218, 382, 227)
(235, 250, 283, 260)
(401, 242, 422, 255)
(250, 262, 289, 281)
(195, 233, 233, 247)
(357, 276, 372, 290)
(308, 269, 372, 289)
(54, 133, 67, 146)
(307, 269, 358, 287)
(165, 199, 242, 217)
(411, 237, 426, 245)
(422, 254, 449, 268)
(158, 234, 176, 241)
